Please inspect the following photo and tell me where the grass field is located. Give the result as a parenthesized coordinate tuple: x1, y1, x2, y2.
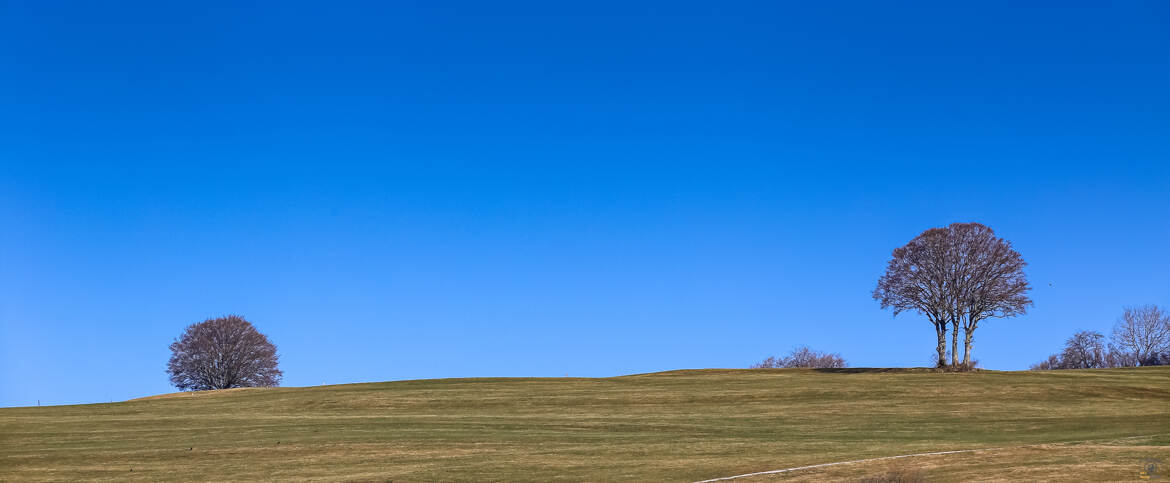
(2, 367, 1169, 481)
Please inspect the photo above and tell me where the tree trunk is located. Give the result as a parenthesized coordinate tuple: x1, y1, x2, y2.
(963, 327, 974, 369)
(935, 324, 947, 368)
(950, 318, 960, 368)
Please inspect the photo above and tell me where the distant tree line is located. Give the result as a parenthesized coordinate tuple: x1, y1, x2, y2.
(873, 222, 1031, 370)
(752, 346, 847, 369)
(1031, 305, 1170, 370)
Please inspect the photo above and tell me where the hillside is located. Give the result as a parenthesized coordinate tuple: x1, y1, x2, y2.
(2, 368, 1169, 481)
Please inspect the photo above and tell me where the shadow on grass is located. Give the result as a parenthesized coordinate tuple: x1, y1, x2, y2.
(813, 367, 939, 374)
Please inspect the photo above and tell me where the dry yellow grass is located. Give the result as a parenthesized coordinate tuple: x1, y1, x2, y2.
(762, 439, 1169, 482)
(2, 367, 1168, 481)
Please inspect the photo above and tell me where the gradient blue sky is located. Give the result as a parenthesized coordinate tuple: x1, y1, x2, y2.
(1, 1, 1168, 407)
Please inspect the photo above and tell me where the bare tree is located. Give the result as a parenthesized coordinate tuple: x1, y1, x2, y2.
(167, 315, 282, 391)
(752, 346, 847, 368)
(875, 223, 1031, 370)
(1060, 330, 1107, 369)
(1029, 354, 1063, 371)
(874, 227, 953, 368)
(751, 356, 781, 369)
(1111, 305, 1170, 366)
(950, 223, 1031, 369)
(1104, 344, 1139, 368)
(1032, 336, 1137, 370)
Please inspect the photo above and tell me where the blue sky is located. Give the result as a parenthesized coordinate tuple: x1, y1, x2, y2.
(1, 1, 1167, 407)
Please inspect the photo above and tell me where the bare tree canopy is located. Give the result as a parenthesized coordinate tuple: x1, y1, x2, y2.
(167, 315, 283, 391)
(1029, 354, 1063, 371)
(1060, 330, 1108, 369)
(873, 227, 952, 368)
(1030, 328, 1142, 370)
(875, 222, 1031, 370)
(752, 346, 847, 369)
(1111, 305, 1170, 366)
(950, 223, 1031, 368)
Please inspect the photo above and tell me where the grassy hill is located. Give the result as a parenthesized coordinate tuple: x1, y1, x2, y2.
(2, 367, 1169, 481)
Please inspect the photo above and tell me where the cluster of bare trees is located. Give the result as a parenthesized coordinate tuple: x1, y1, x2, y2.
(1031, 305, 1170, 370)
(752, 346, 847, 369)
(167, 315, 283, 391)
(873, 223, 1032, 370)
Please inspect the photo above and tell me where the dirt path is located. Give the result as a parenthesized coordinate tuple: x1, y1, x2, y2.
(692, 448, 1000, 482)
(694, 433, 1170, 482)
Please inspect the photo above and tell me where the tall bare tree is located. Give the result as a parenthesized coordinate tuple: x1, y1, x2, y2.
(167, 315, 282, 391)
(874, 227, 953, 368)
(951, 223, 1031, 368)
(1111, 305, 1170, 366)
(876, 223, 1030, 369)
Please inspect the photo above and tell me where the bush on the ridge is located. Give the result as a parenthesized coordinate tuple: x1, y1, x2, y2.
(752, 346, 847, 369)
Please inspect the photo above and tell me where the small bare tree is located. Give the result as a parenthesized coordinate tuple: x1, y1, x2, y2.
(1029, 354, 1062, 370)
(751, 356, 781, 369)
(1060, 330, 1107, 369)
(1111, 305, 1170, 366)
(167, 315, 282, 391)
(1032, 336, 1137, 370)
